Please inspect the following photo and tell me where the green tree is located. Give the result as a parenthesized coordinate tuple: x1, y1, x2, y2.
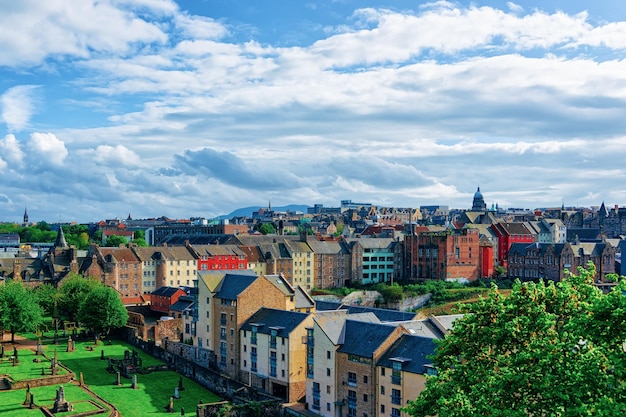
(104, 234, 128, 247)
(405, 262, 626, 417)
(133, 229, 145, 240)
(77, 286, 128, 337)
(34, 283, 60, 316)
(0, 280, 45, 342)
(258, 223, 275, 235)
(59, 273, 101, 321)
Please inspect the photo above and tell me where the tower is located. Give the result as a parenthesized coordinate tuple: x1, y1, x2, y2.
(23, 207, 29, 226)
(472, 186, 487, 212)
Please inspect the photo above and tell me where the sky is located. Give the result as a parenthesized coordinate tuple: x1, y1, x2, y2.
(1, 0, 626, 223)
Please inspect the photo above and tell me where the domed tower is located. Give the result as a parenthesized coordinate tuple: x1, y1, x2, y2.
(472, 186, 487, 212)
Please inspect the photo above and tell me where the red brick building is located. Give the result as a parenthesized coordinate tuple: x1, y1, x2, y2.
(407, 228, 480, 281)
(190, 244, 248, 272)
(490, 222, 536, 267)
(150, 286, 187, 314)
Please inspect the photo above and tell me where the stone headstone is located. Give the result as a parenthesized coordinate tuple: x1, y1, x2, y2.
(67, 336, 74, 352)
(178, 376, 185, 391)
(29, 393, 35, 409)
(79, 372, 84, 386)
(101, 349, 105, 360)
(131, 374, 138, 389)
(52, 385, 73, 413)
(116, 372, 121, 386)
(36, 343, 43, 355)
(13, 347, 18, 363)
(174, 387, 180, 399)
(181, 406, 185, 416)
(165, 396, 174, 413)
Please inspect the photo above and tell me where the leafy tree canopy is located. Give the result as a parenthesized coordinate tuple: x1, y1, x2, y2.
(77, 286, 128, 336)
(34, 283, 60, 317)
(0, 280, 45, 342)
(104, 234, 128, 247)
(58, 273, 102, 320)
(405, 262, 626, 417)
(258, 223, 275, 235)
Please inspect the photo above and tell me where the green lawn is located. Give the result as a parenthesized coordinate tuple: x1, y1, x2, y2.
(1, 338, 221, 416)
(0, 383, 106, 417)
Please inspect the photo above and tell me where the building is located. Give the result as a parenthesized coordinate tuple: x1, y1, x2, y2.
(151, 286, 187, 315)
(240, 307, 313, 402)
(376, 335, 438, 417)
(408, 228, 480, 281)
(344, 238, 397, 286)
(491, 222, 536, 267)
(195, 270, 302, 378)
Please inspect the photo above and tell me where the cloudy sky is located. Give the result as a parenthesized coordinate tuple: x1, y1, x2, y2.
(1, 0, 626, 223)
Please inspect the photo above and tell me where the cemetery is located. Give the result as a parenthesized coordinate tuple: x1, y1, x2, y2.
(0, 330, 221, 416)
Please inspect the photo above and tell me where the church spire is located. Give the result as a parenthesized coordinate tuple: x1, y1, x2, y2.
(54, 225, 69, 249)
(23, 207, 29, 226)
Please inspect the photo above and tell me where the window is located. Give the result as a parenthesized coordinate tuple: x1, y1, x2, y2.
(312, 382, 321, 411)
(392, 361, 402, 384)
(363, 394, 368, 402)
(270, 329, 277, 349)
(347, 391, 357, 417)
(380, 386, 385, 395)
(327, 368, 331, 377)
(327, 350, 331, 359)
(391, 408, 401, 417)
(220, 342, 227, 366)
(251, 326, 258, 345)
(391, 388, 401, 405)
(270, 351, 277, 377)
(251, 347, 257, 372)
(363, 375, 368, 384)
(348, 372, 357, 387)
(220, 327, 226, 340)
(381, 368, 385, 376)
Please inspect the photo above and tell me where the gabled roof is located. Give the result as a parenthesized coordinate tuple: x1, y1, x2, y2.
(169, 297, 194, 312)
(152, 286, 184, 297)
(314, 310, 380, 345)
(315, 302, 418, 323)
(241, 307, 310, 334)
(377, 334, 438, 374)
(336, 320, 397, 357)
(215, 271, 259, 300)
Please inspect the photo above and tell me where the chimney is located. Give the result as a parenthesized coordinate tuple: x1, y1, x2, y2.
(13, 260, 22, 281)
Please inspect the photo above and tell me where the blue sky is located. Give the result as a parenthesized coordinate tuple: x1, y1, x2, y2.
(1, 0, 626, 223)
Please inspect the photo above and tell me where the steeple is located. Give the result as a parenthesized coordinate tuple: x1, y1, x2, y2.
(23, 207, 29, 226)
(54, 225, 69, 249)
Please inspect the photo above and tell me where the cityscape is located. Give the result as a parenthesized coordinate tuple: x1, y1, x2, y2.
(2, 0, 626, 415)
(2, 188, 626, 415)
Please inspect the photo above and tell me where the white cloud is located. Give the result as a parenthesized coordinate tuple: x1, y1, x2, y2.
(27, 132, 68, 166)
(0, 85, 39, 132)
(0, 0, 169, 67)
(0, 134, 25, 164)
(92, 144, 143, 167)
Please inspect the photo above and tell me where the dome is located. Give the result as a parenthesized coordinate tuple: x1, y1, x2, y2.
(474, 186, 483, 199)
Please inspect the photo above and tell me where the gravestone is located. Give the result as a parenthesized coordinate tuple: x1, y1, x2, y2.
(13, 347, 18, 363)
(23, 384, 31, 405)
(101, 349, 105, 360)
(36, 343, 43, 356)
(79, 372, 84, 386)
(165, 396, 174, 413)
(67, 336, 74, 352)
(178, 376, 185, 391)
(52, 385, 73, 413)
(131, 374, 138, 389)
(115, 372, 121, 386)
(174, 387, 180, 399)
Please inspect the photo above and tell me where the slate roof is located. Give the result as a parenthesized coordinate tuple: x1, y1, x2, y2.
(160, 234, 240, 245)
(169, 296, 194, 312)
(241, 307, 310, 334)
(377, 334, 438, 374)
(315, 301, 417, 323)
(152, 286, 184, 297)
(336, 319, 397, 357)
(215, 271, 259, 300)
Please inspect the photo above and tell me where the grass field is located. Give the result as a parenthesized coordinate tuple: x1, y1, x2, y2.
(0, 337, 221, 416)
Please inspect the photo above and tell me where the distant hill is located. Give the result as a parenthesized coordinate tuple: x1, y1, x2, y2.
(218, 204, 310, 219)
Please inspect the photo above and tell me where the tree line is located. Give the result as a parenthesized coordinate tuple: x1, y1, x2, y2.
(405, 262, 626, 416)
(0, 273, 128, 343)
(0, 222, 147, 249)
